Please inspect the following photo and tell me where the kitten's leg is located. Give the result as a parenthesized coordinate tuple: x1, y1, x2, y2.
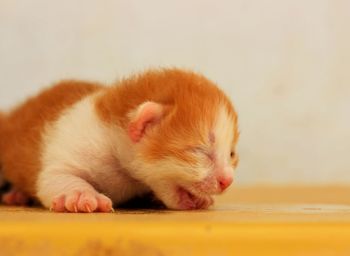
(2, 188, 30, 206)
(37, 173, 113, 213)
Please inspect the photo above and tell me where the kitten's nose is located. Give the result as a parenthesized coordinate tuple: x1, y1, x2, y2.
(218, 176, 233, 191)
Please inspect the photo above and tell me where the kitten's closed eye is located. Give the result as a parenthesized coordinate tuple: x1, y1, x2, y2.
(188, 146, 215, 161)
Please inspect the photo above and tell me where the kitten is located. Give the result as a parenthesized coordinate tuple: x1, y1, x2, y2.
(0, 69, 239, 212)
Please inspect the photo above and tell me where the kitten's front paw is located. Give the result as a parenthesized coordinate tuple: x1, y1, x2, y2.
(50, 190, 114, 213)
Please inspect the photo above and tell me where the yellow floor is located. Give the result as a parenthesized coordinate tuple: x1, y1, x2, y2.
(1, 186, 350, 256)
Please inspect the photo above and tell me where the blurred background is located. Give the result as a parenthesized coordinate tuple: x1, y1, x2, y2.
(0, 0, 349, 185)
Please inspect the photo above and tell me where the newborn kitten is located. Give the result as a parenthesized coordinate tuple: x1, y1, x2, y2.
(0, 69, 239, 212)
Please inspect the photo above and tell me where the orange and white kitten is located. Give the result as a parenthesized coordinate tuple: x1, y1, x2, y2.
(0, 69, 239, 212)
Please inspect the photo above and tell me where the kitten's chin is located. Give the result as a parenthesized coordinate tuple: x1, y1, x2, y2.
(150, 179, 217, 210)
(165, 186, 214, 210)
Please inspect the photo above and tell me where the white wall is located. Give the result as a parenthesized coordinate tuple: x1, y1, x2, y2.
(1, 0, 349, 185)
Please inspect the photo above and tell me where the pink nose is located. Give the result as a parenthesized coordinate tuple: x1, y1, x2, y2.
(218, 176, 233, 191)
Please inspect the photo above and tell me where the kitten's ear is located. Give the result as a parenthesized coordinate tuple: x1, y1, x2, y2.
(128, 101, 165, 143)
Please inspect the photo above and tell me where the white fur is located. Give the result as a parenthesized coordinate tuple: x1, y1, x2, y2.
(37, 94, 149, 208)
(212, 104, 236, 176)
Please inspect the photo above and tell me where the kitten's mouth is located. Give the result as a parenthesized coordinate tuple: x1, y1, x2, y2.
(176, 186, 214, 210)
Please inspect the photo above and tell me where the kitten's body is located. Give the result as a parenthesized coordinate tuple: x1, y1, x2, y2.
(0, 69, 239, 212)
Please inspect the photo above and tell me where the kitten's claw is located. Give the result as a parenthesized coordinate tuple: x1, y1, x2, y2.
(85, 204, 92, 213)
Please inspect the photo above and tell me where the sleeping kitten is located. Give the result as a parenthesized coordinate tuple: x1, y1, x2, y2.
(0, 69, 239, 212)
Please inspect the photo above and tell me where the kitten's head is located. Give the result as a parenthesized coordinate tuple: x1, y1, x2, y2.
(126, 70, 239, 210)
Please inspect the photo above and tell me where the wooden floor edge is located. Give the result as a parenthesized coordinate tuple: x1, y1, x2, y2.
(1, 221, 350, 256)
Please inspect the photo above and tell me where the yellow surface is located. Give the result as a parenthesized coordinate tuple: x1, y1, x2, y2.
(1, 186, 350, 256)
